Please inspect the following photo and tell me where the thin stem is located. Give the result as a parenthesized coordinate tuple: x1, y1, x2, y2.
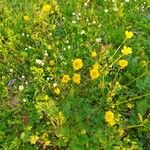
(116, 93, 150, 106)
(126, 124, 143, 129)
(125, 71, 148, 86)
(110, 39, 127, 59)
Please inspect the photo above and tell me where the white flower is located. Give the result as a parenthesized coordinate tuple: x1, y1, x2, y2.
(28, 46, 32, 49)
(53, 83, 58, 88)
(36, 59, 43, 65)
(46, 77, 50, 81)
(125, 0, 129, 2)
(96, 38, 102, 43)
(92, 21, 96, 24)
(19, 85, 24, 91)
(23, 99, 27, 102)
(22, 75, 25, 79)
(25, 82, 28, 85)
(22, 33, 25, 36)
(72, 12, 76, 15)
(104, 9, 109, 13)
(10, 69, 14, 72)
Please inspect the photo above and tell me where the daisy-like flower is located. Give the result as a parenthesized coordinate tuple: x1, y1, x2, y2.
(121, 46, 132, 55)
(92, 63, 100, 70)
(42, 4, 51, 13)
(105, 111, 115, 126)
(24, 15, 29, 21)
(29, 135, 39, 144)
(73, 59, 83, 70)
(125, 31, 134, 39)
(118, 59, 128, 69)
(61, 75, 70, 83)
(73, 73, 81, 84)
(90, 68, 100, 80)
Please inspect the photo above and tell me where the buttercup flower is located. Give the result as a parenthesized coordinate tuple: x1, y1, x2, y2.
(42, 4, 51, 13)
(73, 73, 81, 84)
(118, 59, 128, 69)
(90, 68, 100, 80)
(125, 31, 133, 39)
(105, 111, 115, 126)
(24, 15, 29, 21)
(61, 75, 70, 83)
(54, 87, 60, 95)
(93, 63, 99, 69)
(121, 46, 132, 55)
(29, 135, 39, 144)
(73, 59, 83, 70)
(91, 51, 97, 58)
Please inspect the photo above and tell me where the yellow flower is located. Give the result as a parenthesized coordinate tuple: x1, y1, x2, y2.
(42, 4, 51, 13)
(118, 59, 128, 69)
(61, 75, 70, 83)
(29, 135, 39, 144)
(73, 73, 81, 84)
(125, 31, 133, 39)
(73, 59, 83, 70)
(49, 60, 55, 66)
(24, 15, 29, 21)
(105, 111, 115, 126)
(90, 68, 100, 80)
(54, 87, 60, 95)
(127, 103, 134, 109)
(121, 46, 132, 55)
(92, 63, 99, 69)
(91, 51, 97, 58)
(81, 129, 86, 135)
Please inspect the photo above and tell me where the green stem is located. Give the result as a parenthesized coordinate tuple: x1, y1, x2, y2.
(116, 93, 150, 106)
(110, 39, 126, 59)
(125, 71, 148, 86)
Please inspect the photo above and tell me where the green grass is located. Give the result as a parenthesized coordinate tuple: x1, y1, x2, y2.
(0, 0, 150, 149)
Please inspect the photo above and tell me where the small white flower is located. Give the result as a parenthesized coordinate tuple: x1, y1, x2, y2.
(25, 48, 28, 51)
(66, 40, 69, 44)
(28, 46, 32, 49)
(113, 7, 118, 11)
(92, 21, 96, 25)
(46, 77, 50, 81)
(19, 85, 24, 91)
(44, 52, 48, 57)
(53, 83, 58, 88)
(36, 59, 43, 65)
(86, 18, 89, 22)
(22, 75, 25, 79)
(96, 38, 102, 43)
(22, 33, 25, 36)
(125, 0, 129, 2)
(23, 99, 27, 102)
(78, 13, 81, 16)
(81, 30, 86, 35)
(72, 12, 76, 15)
(10, 69, 14, 72)
(63, 48, 66, 51)
(26, 34, 29, 37)
(25, 82, 28, 85)
(104, 9, 109, 13)
(112, 0, 115, 2)
(84, 3, 88, 6)
(76, 16, 80, 20)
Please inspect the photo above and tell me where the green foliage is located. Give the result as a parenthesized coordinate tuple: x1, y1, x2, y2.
(0, 0, 150, 150)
